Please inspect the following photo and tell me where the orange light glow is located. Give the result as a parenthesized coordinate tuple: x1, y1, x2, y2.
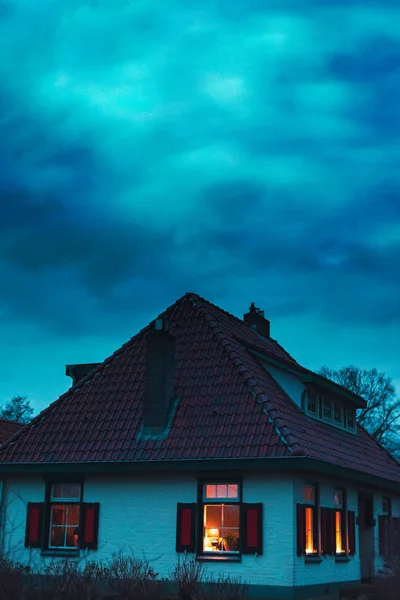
(209, 529, 219, 536)
(335, 511, 344, 553)
(305, 507, 314, 554)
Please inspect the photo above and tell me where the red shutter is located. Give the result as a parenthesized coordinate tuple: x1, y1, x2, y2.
(25, 502, 44, 548)
(176, 503, 196, 553)
(242, 503, 263, 555)
(321, 508, 335, 555)
(297, 504, 306, 556)
(348, 511, 356, 555)
(80, 503, 100, 550)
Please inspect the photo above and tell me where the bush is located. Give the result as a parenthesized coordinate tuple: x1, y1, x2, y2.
(205, 574, 248, 600)
(0, 555, 29, 600)
(375, 556, 400, 600)
(106, 553, 161, 600)
(170, 555, 205, 600)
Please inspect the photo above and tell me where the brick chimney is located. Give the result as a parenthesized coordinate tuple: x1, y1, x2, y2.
(243, 302, 270, 338)
(142, 317, 175, 435)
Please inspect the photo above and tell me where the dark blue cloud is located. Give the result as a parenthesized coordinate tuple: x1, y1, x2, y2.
(0, 0, 399, 407)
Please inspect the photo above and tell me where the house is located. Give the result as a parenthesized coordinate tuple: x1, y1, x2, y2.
(0, 292, 399, 599)
(0, 418, 23, 445)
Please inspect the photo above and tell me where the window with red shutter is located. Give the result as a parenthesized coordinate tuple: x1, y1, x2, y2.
(297, 483, 320, 556)
(199, 483, 240, 554)
(242, 503, 263, 555)
(80, 503, 100, 550)
(25, 502, 44, 548)
(176, 503, 196, 553)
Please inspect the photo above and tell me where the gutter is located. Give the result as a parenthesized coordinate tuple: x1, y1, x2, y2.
(0, 456, 399, 492)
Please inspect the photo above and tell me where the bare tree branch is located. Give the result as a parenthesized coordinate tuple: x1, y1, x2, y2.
(318, 365, 400, 458)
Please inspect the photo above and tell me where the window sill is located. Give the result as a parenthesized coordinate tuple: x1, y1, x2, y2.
(335, 555, 350, 563)
(197, 554, 241, 562)
(41, 549, 79, 558)
(305, 555, 323, 564)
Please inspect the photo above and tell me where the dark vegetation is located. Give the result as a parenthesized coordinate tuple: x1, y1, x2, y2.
(0, 554, 248, 600)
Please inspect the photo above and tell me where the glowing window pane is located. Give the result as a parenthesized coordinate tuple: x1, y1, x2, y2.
(227, 484, 239, 498)
(305, 507, 314, 554)
(335, 511, 343, 553)
(205, 485, 217, 498)
(205, 484, 238, 499)
(303, 485, 315, 503)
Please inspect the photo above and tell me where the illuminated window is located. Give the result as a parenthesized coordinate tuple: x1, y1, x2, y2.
(202, 483, 240, 553)
(305, 507, 316, 554)
(49, 484, 81, 549)
(335, 511, 343, 553)
(303, 485, 316, 503)
(302, 484, 318, 555)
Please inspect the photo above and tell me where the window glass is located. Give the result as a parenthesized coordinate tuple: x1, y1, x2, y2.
(51, 484, 81, 501)
(333, 402, 343, 424)
(334, 491, 343, 507)
(335, 511, 344, 553)
(307, 391, 318, 414)
(49, 504, 80, 548)
(203, 483, 240, 553)
(323, 398, 333, 421)
(305, 507, 315, 554)
(303, 484, 315, 503)
(346, 408, 355, 429)
(204, 483, 238, 500)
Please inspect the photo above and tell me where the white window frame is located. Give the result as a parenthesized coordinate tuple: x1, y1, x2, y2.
(202, 483, 240, 554)
(48, 483, 81, 550)
(304, 390, 357, 434)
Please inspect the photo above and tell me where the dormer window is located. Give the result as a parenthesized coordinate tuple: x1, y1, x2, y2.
(304, 388, 357, 433)
(346, 407, 356, 430)
(307, 391, 318, 416)
(323, 398, 333, 422)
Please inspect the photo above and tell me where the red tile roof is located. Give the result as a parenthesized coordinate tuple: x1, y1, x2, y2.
(0, 419, 23, 445)
(1, 292, 400, 485)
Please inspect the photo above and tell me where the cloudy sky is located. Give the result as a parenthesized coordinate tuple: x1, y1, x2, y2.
(1, 0, 399, 413)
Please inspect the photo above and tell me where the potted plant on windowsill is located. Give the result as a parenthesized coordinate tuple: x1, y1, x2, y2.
(222, 531, 239, 552)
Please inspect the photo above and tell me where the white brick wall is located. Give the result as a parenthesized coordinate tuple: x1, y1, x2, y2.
(1, 473, 294, 587)
(2, 472, 399, 590)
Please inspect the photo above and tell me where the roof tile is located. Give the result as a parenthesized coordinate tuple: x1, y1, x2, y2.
(0, 293, 399, 484)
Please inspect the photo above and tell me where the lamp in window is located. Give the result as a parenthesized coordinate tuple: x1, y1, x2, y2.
(207, 528, 220, 550)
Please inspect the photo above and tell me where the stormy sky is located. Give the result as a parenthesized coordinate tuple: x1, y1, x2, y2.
(1, 0, 399, 413)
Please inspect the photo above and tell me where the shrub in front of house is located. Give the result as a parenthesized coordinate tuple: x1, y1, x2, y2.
(0, 555, 28, 600)
(375, 555, 400, 600)
(0, 552, 249, 600)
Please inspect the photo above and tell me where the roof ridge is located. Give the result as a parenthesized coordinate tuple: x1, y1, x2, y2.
(0, 292, 193, 455)
(187, 292, 299, 364)
(188, 294, 304, 456)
